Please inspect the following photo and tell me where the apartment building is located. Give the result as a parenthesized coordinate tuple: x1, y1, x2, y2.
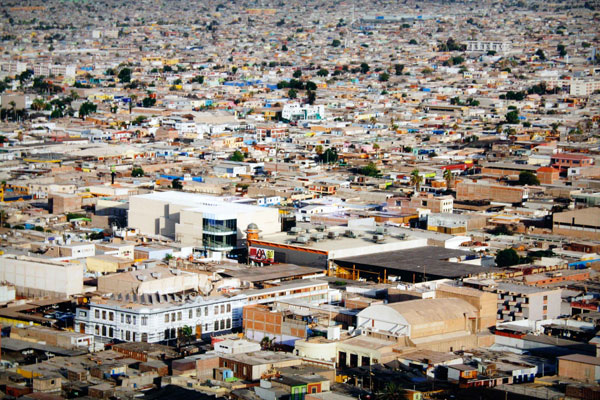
(476, 282, 562, 322)
(456, 180, 529, 203)
(553, 208, 600, 240)
(466, 41, 511, 53)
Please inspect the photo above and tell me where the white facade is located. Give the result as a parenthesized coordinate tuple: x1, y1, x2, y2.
(282, 103, 325, 121)
(570, 79, 600, 96)
(466, 41, 512, 53)
(128, 192, 280, 249)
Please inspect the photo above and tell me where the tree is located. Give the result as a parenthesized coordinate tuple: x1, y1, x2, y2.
(142, 97, 156, 108)
(394, 64, 404, 75)
(535, 49, 546, 60)
(315, 145, 324, 155)
(331, 39, 341, 47)
(317, 68, 329, 77)
(229, 150, 245, 162)
(281, 44, 288, 52)
(410, 169, 423, 192)
(179, 325, 195, 345)
(118, 67, 132, 83)
(379, 72, 390, 82)
(78, 101, 97, 119)
(293, 69, 302, 79)
(305, 81, 317, 91)
(557, 44, 567, 57)
(443, 169, 453, 190)
(518, 171, 540, 186)
(496, 248, 520, 267)
(377, 382, 407, 400)
(361, 162, 380, 177)
(319, 148, 338, 164)
(360, 62, 370, 74)
(171, 179, 183, 190)
(131, 167, 144, 177)
(31, 98, 46, 111)
(307, 90, 316, 105)
(288, 88, 297, 99)
(505, 110, 520, 124)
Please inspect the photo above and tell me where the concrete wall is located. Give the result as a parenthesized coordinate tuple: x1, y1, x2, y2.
(0, 257, 84, 298)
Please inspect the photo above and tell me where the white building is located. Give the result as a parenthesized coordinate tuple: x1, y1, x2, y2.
(570, 79, 600, 97)
(466, 41, 512, 53)
(128, 192, 280, 253)
(282, 103, 326, 121)
(75, 279, 330, 344)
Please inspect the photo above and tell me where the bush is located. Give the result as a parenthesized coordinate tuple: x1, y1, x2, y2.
(496, 248, 520, 267)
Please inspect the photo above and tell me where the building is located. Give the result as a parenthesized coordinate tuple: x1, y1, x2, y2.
(550, 153, 594, 169)
(0, 255, 84, 298)
(128, 192, 280, 253)
(243, 305, 309, 346)
(220, 351, 302, 381)
(536, 167, 559, 185)
(456, 180, 529, 203)
(76, 279, 329, 344)
(86, 255, 133, 274)
(558, 354, 600, 383)
(427, 213, 487, 234)
(282, 103, 325, 121)
(467, 281, 562, 322)
(466, 41, 512, 53)
(355, 297, 489, 352)
(570, 79, 600, 96)
(96, 266, 201, 295)
(553, 208, 600, 240)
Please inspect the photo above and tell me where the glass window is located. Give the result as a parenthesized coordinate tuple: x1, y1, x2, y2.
(95, 310, 99, 319)
(189, 309, 193, 319)
(220, 320, 225, 330)
(221, 305, 225, 314)
(178, 311, 182, 321)
(165, 314, 169, 323)
(142, 316, 148, 326)
(214, 321, 219, 331)
(196, 308, 201, 317)
(126, 315, 131, 324)
(204, 307, 208, 316)
(226, 319, 231, 329)
(126, 331, 131, 341)
(133, 316, 136, 325)
(121, 314, 124, 323)
(109, 312, 114, 321)
(214, 305, 219, 314)
(227, 304, 231, 312)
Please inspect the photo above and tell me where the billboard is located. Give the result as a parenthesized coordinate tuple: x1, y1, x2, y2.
(249, 247, 275, 263)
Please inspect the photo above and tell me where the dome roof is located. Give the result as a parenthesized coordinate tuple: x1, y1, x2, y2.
(246, 223, 259, 230)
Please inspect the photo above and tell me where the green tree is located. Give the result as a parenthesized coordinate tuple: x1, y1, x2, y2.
(557, 44, 567, 57)
(361, 162, 380, 177)
(379, 72, 390, 82)
(319, 148, 338, 164)
(317, 68, 329, 77)
(410, 169, 423, 192)
(118, 67, 132, 83)
(518, 171, 540, 186)
(78, 101, 97, 119)
(535, 49, 546, 60)
(229, 150, 245, 162)
(505, 110, 520, 124)
(496, 248, 520, 267)
(307, 90, 316, 105)
(394, 64, 404, 75)
(281, 44, 288, 51)
(171, 179, 183, 190)
(305, 81, 317, 91)
(331, 39, 341, 47)
(131, 167, 144, 177)
(293, 69, 302, 79)
(360, 62, 370, 74)
(142, 97, 156, 108)
(377, 382, 407, 400)
(288, 88, 297, 99)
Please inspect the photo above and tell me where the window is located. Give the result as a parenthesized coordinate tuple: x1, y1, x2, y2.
(102, 326, 106, 336)
(133, 316, 137, 325)
(126, 315, 131, 324)
(196, 308, 201, 317)
(220, 320, 225, 330)
(95, 310, 99, 319)
(121, 314, 124, 323)
(214, 321, 219, 331)
(178, 311, 182, 321)
(109, 327, 114, 337)
(227, 304, 231, 312)
(95, 325, 99, 335)
(172, 312, 176, 322)
(221, 305, 225, 314)
(226, 319, 231, 329)
(109, 312, 114, 321)
(543, 305, 548, 311)
(126, 331, 131, 341)
(102, 311, 106, 320)
(543, 295, 548, 301)
(142, 316, 148, 326)
(165, 314, 169, 323)
(189, 309, 193, 319)
(205, 323, 209, 332)
(215, 305, 219, 315)
(204, 307, 208, 316)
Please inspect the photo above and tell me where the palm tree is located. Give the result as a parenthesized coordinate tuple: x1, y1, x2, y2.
(443, 168, 453, 190)
(376, 382, 406, 400)
(32, 98, 46, 111)
(129, 94, 137, 114)
(410, 169, 423, 193)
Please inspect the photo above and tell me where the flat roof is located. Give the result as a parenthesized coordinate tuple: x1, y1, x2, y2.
(334, 246, 496, 279)
(218, 264, 324, 282)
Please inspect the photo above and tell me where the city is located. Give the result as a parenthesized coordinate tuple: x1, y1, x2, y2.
(0, 0, 599, 399)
